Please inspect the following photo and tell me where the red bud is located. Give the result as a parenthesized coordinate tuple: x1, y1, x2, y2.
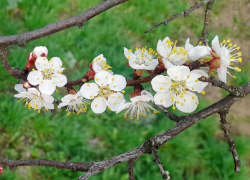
(0, 166, 3, 174)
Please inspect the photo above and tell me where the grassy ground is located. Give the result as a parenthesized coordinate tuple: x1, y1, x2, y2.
(0, 0, 250, 180)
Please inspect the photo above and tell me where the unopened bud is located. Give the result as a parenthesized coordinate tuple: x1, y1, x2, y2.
(135, 69, 145, 76)
(33, 46, 48, 59)
(0, 166, 3, 174)
(68, 89, 77, 95)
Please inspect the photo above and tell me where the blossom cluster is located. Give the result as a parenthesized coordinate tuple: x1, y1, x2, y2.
(14, 35, 242, 119)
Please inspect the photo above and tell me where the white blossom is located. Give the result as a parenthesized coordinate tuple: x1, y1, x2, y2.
(211, 35, 242, 83)
(14, 88, 54, 113)
(117, 90, 159, 120)
(92, 54, 113, 74)
(124, 47, 158, 70)
(152, 66, 208, 113)
(157, 37, 188, 69)
(58, 91, 89, 115)
(185, 38, 211, 61)
(80, 71, 126, 114)
(27, 57, 67, 95)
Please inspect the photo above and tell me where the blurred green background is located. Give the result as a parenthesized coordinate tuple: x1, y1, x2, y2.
(0, 0, 250, 179)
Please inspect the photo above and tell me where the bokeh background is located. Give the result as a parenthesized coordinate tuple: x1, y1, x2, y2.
(0, 0, 250, 179)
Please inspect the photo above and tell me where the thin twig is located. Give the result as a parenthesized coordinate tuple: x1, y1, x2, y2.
(145, 0, 210, 33)
(152, 149, 170, 180)
(218, 109, 241, 173)
(199, 76, 245, 97)
(128, 158, 137, 180)
(199, 0, 216, 45)
(0, 47, 27, 80)
(154, 104, 182, 123)
(0, 158, 93, 172)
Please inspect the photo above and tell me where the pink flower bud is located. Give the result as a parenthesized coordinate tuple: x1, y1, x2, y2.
(32, 46, 48, 59)
(0, 166, 3, 174)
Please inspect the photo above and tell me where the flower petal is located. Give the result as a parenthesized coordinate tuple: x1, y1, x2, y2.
(14, 84, 26, 93)
(109, 75, 126, 91)
(91, 97, 107, 114)
(80, 83, 99, 99)
(211, 35, 221, 54)
(28, 88, 40, 96)
(186, 69, 208, 93)
(43, 102, 54, 110)
(157, 37, 172, 58)
(185, 38, 194, 52)
(107, 92, 125, 111)
(217, 64, 227, 83)
(95, 71, 112, 87)
(42, 94, 54, 103)
(51, 73, 67, 87)
(167, 66, 190, 81)
(49, 57, 63, 70)
(154, 92, 173, 108)
(176, 91, 198, 113)
(128, 60, 144, 70)
(39, 80, 56, 95)
(188, 46, 211, 61)
(35, 57, 49, 71)
(58, 102, 69, 108)
(124, 47, 136, 60)
(142, 59, 159, 70)
(162, 58, 175, 69)
(130, 91, 153, 103)
(151, 75, 172, 92)
(27, 71, 43, 86)
(60, 94, 75, 103)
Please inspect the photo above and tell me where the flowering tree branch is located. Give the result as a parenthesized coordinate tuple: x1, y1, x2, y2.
(145, 0, 212, 33)
(1, 80, 249, 178)
(0, 0, 247, 179)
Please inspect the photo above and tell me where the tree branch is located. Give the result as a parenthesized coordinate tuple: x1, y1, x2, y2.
(218, 109, 241, 173)
(199, 76, 245, 97)
(145, 0, 210, 33)
(1, 81, 249, 179)
(199, 0, 216, 45)
(0, 0, 130, 46)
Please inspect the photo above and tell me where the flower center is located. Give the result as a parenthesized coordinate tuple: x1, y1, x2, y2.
(98, 86, 112, 98)
(134, 47, 157, 65)
(169, 80, 187, 96)
(41, 68, 54, 80)
(67, 99, 87, 115)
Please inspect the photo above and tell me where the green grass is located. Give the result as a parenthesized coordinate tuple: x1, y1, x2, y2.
(0, 0, 250, 180)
